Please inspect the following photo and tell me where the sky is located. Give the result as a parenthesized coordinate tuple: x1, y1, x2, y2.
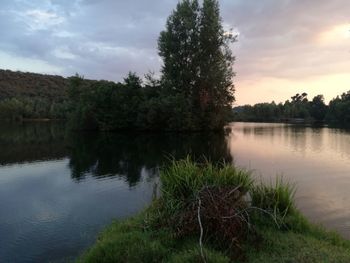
(0, 0, 349, 105)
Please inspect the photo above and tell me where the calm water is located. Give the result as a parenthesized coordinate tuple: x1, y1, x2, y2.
(0, 122, 350, 262)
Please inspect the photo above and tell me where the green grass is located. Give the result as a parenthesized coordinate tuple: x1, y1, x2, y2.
(245, 226, 350, 263)
(78, 158, 350, 263)
(77, 212, 232, 263)
(160, 157, 253, 215)
(79, 212, 350, 263)
(251, 177, 296, 227)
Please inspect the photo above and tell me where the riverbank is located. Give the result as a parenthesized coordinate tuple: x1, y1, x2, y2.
(78, 159, 350, 262)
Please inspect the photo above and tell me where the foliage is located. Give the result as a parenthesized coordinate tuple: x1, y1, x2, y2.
(158, 0, 236, 130)
(233, 91, 350, 126)
(0, 69, 71, 120)
(0, 97, 70, 120)
(233, 92, 329, 123)
(68, 72, 192, 131)
(67, 70, 232, 131)
(0, 69, 68, 101)
(158, 0, 200, 97)
(326, 91, 350, 125)
(310, 95, 327, 121)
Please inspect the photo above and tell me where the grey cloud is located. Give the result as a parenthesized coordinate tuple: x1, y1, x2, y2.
(0, 0, 349, 84)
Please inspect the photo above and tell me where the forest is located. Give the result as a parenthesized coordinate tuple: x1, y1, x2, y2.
(0, 69, 70, 120)
(233, 91, 350, 125)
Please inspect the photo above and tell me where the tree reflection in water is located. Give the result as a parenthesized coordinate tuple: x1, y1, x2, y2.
(0, 122, 232, 187)
(67, 131, 232, 186)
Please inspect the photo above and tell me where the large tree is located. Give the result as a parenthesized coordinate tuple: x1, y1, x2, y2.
(158, 0, 236, 129)
(158, 0, 200, 97)
(198, 0, 236, 128)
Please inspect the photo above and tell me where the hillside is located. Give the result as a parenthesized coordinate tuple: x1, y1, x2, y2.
(0, 69, 69, 101)
(0, 69, 74, 119)
(0, 69, 112, 120)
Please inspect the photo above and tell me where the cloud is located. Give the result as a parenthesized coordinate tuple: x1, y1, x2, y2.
(0, 50, 62, 74)
(0, 0, 349, 104)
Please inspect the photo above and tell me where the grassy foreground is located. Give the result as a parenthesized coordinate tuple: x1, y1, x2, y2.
(78, 158, 350, 263)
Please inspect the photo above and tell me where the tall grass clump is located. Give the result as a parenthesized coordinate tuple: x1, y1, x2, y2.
(160, 156, 254, 215)
(158, 157, 255, 259)
(251, 177, 296, 224)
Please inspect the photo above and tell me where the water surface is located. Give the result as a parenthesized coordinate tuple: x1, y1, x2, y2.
(1, 122, 350, 262)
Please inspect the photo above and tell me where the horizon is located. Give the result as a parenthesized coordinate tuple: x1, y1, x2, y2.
(0, 0, 349, 105)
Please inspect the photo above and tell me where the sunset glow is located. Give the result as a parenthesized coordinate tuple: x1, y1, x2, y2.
(317, 24, 350, 45)
(236, 73, 350, 105)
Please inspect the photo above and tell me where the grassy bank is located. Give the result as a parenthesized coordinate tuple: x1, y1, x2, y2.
(78, 158, 350, 262)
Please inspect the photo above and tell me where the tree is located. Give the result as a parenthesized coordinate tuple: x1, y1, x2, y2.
(124, 72, 142, 89)
(197, 0, 236, 128)
(291, 93, 308, 103)
(289, 92, 309, 118)
(310, 95, 327, 121)
(158, 0, 200, 96)
(327, 91, 350, 124)
(68, 73, 85, 104)
(158, 0, 236, 130)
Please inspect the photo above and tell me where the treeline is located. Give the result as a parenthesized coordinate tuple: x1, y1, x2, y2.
(0, 97, 70, 120)
(68, 73, 193, 131)
(0, 69, 100, 120)
(0, 69, 70, 120)
(0, 69, 67, 99)
(68, 72, 233, 131)
(68, 0, 235, 131)
(233, 91, 350, 125)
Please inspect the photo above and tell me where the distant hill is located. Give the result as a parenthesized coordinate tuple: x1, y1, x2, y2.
(0, 69, 105, 120)
(0, 69, 69, 101)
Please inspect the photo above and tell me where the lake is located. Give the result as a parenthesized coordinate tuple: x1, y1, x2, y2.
(0, 122, 350, 262)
